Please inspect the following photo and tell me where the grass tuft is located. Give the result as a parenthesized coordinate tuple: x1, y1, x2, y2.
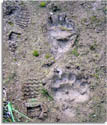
(40, 2, 46, 7)
(32, 50, 39, 57)
(41, 88, 53, 101)
(8, 22, 14, 26)
(90, 41, 97, 51)
(45, 54, 51, 59)
(72, 48, 79, 57)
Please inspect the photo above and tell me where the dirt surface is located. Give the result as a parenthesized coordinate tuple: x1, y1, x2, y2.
(2, 0, 107, 123)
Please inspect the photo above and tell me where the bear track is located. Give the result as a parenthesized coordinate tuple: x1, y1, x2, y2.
(47, 13, 78, 59)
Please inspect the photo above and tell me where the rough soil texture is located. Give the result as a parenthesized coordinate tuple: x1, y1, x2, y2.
(2, 0, 107, 123)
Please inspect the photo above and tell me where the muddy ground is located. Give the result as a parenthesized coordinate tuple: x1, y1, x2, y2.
(2, 0, 107, 123)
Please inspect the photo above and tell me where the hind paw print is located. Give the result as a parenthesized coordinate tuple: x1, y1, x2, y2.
(47, 13, 77, 58)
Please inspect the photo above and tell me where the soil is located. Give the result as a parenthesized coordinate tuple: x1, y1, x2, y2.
(2, 0, 107, 123)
